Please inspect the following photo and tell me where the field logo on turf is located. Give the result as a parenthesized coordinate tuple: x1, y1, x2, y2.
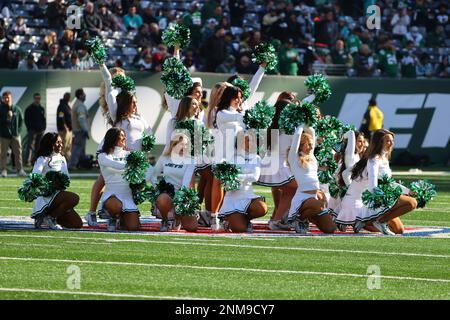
(66, 265, 81, 290)
(367, 265, 381, 289)
(366, 5, 381, 30)
(66, 5, 82, 29)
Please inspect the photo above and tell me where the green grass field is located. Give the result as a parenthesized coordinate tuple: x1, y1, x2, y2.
(0, 174, 449, 300)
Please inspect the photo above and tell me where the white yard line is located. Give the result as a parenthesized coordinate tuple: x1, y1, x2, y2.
(0, 256, 449, 284)
(0, 287, 211, 300)
(0, 233, 448, 259)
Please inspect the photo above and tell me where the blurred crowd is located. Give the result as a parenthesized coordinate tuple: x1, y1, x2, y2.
(0, 0, 449, 78)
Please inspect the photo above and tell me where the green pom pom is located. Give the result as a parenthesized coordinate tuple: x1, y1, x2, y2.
(409, 180, 436, 208)
(162, 24, 191, 48)
(304, 74, 332, 104)
(278, 101, 319, 135)
(112, 75, 136, 92)
(85, 36, 107, 65)
(252, 42, 278, 71)
(231, 78, 250, 101)
(161, 57, 193, 99)
(123, 151, 149, 185)
(45, 171, 70, 192)
(130, 182, 154, 205)
(315, 116, 344, 138)
(18, 173, 51, 202)
(212, 161, 241, 191)
(362, 175, 402, 210)
(243, 100, 275, 130)
(149, 178, 176, 203)
(175, 119, 213, 156)
(141, 132, 156, 153)
(329, 180, 348, 199)
(173, 186, 200, 216)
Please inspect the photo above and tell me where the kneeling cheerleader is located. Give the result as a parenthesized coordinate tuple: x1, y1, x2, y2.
(217, 132, 268, 232)
(98, 128, 151, 231)
(20, 132, 82, 230)
(338, 129, 419, 235)
(152, 133, 197, 232)
(286, 125, 337, 234)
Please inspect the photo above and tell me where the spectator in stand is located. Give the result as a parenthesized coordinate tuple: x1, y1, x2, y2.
(201, 18, 218, 44)
(32, 0, 47, 19)
(24, 93, 46, 166)
(391, 7, 410, 39)
(315, 9, 339, 47)
(140, 4, 158, 25)
(436, 3, 449, 27)
(65, 52, 81, 70)
(182, 48, 198, 72)
(0, 41, 19, 69)
(248, 30, 262, 49)
(98, 3, 118, 31)
(212, 5, 224, 23)
(137, 54, 154, 71)
(201, 0, 218, 22)
(377, 39, 399, 78)
(435, 55, 450, 78)
(148, 22, 162, 46)
(9, 16, 26, 36)
(400, 42, 418, 78)
(216, 55, 236, 74)
(404, 26, 425, 48)
(62, 47, 72, 67)
(123, 5, 143, 31)
(46, 0, 66, 30)
(57, 92, 72, 161)
(354, 44, 376, 77)
(49, 43, 61, 65)
(297, 36, 316, 76)
(78, 47, 94, 70)
(200, 25, 227, 72)
(229, 0, 246, 27)
(69, 89, 89, 170)
(37, 51, 52, 69)
(286, 13, 302, 45)
(411, 0, 428, 34)
(236, 53, 257, 74)
(426, 25, 446, 48)
(326, 39, 353, 68)
(262, 7, 281, 37)
(359, 97, 384, 138)
(83, 2, 102, 37)
(134, 23, 152, 48)
(346, 27, 362, 55)
(0, 91, 26, 177)
(59, 30, 75, 49)
(40, 31, 57, 52)
(183, 2, 203, 48)
(17, 54, 38, 71)
(278, 38, 299, 76)
(416, 53, 434, 78)
(74, 30, 91, 51)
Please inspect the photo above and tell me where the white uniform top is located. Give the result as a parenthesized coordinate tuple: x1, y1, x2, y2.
(235, 153, 261, 192)
(241, 66, 265, 111)
(366, 155, 410, 193)
(164, 116, 204, 152)
(98, 147, 129, 188)
(342, 130, 360, 187)
(288, 125, 320, 192)
(33, 153, 69, 176)
(152, 155, 196, 191)
(100, 64, 152, 151)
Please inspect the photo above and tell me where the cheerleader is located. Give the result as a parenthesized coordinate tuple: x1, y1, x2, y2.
(338, 129, 416, 235)
(153, 133, 197, 232)
(32, 133, 82, 230)
(98, 128, 148, 232)
(85, 63, 153, 226)
(219, 132, 268, 232)
(286, 125, 337, 234)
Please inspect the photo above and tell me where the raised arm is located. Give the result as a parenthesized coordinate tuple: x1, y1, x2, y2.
(248, 65, 265, 100)
(164, 92, 181, 116)
(97, 153, 126, 171)
(344, 130, 356, 167)
(100, 63, 118, 123)
(288, 124, 304, 166)
(367, 157, 379, 192)
(304, 125, 316, 150)
(301, 94, 316, 103)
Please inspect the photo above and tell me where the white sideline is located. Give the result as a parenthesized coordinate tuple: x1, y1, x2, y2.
(1, 256, 449, 284)
(0, 287, 211, 300)
(0, 233, 449, 259)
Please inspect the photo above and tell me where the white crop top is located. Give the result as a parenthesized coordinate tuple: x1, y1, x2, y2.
(152, 155, 196, 191)
(33, 154, 69, 176)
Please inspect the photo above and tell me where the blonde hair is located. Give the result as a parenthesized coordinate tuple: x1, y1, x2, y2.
(43, 31, 57, 46)
(206, 82, 233, 129)
(163, 133, 189, 157)
(298, 133, 314, 168)
(99, 67, 126, 119)
(61, 29, 74, 41)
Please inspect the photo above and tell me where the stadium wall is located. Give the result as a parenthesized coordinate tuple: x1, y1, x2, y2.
(0, 70, 449, 165)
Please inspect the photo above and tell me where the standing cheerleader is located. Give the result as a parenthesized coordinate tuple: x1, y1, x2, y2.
(219, 132, 268, 232)
(32, 133, 82, 230)
(338, 129, 417, 235)
(85, 63, 153, 226)
(287, 125, 337, 234)
(153, 133, 197, 232)
(98, 128, 146, 232)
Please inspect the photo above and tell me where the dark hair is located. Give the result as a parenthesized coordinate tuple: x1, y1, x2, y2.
(75, 88, 84, 99)
(267, 98, 294, 150)
(114, 91, 135, 126)
(226, 74, 240, 83)
(186, 82, 202, 96)
(351, 129, 394, 180)
(336, 131, 364, 186)
(214, 86, 241, 127)
(101, 128, 124, 154)
(368, 97, 377, 106)
(63, 92, 71, 100)
(33, 93, 40, 98)
(35, 132, 59, 162)
(175, 96, 197, 121)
